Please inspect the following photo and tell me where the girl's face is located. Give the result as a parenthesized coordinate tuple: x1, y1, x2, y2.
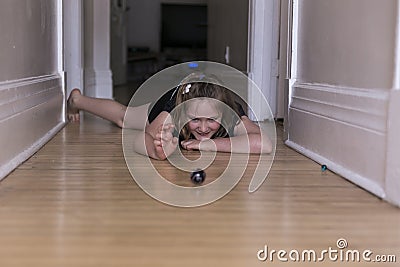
(185, 99, 222, 141)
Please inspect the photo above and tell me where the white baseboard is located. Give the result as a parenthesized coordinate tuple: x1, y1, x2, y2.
(84, 68, 113, 99)
(290, 82, 389, 133)
(287, 82, 393, 204)
(0, 75, 65, 180)
(0, 120, 64, 180)
(66, 67, 84, 97)
(385, 90, 400, 206)
(285, 140, 386, 199)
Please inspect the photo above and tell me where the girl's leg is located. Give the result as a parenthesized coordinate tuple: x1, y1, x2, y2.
(67, 88, 150, 129)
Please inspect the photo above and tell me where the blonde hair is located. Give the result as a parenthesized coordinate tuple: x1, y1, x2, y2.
(172, 74, 242, 141)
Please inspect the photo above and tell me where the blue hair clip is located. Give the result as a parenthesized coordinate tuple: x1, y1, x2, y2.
(188, 62, 199, 69)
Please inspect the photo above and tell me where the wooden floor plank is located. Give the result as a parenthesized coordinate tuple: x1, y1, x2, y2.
(0, 114, 399, 266)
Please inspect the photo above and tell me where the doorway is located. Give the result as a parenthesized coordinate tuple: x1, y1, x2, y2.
(110, 0, 251, 105)
(65, 0, 282, 117)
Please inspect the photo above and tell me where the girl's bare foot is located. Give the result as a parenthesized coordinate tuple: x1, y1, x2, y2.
(153, 124, 178, 160)
(67, 88, 81, 122)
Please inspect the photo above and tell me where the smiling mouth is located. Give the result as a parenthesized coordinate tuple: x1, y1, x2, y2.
(197, 132, 211, 136)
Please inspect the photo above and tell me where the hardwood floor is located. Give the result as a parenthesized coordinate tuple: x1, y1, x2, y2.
(0, 114, 398, 266)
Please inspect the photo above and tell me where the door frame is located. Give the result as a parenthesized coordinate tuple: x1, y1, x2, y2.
(63, 0, 112, 99)
(247, 0, 281, 120)
(63, 0, 84, 98)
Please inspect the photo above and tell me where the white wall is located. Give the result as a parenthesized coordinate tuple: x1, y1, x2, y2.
(126, 0, 207, 53)
(0, 0, 64, 180)
(0, 1, 58, 80)
(286, 0, 400, 206)
(296, 0, 395, 89)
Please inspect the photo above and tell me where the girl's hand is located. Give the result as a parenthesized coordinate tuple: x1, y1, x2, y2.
(153, 123, 178, 160)
(181, 139, 199, 151)
(181, 139, 214, 151)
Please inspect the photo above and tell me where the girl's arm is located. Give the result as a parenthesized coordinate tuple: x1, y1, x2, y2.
(181, 116, 272, 154)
